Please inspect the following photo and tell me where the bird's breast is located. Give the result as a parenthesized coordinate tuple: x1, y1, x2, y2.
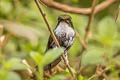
(54, 22, 75, 37)
(54, 22, 75, 48)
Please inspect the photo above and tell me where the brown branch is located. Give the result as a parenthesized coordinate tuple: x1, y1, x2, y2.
(88, 65, 109, 80)
(0, 24, 12, 55)
(88, 74, 98, 80)
(75, 32, 87, 49)
(0, 24, 3, 37)
(115, 4, 120, 23)
(34, 0, 76, 79)
(22, 59, 34, 78)
(0, 24, 3, 50)
(0, 34, 12, 48)
(40, 0, 118, 15)
(77, 0, 98, 76)
(84, 0, 98, 42)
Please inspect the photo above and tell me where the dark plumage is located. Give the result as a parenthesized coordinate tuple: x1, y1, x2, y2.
(44, 14, 75, 71)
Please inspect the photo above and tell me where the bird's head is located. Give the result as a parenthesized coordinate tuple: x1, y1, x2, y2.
(58, 14, 74, 28)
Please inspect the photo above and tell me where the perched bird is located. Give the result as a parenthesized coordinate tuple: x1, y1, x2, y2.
(44, 14, 75, 71)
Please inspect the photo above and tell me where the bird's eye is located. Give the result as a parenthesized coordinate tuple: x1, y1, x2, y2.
(67, 19, 71, 22)
(58, 18, 62, 22)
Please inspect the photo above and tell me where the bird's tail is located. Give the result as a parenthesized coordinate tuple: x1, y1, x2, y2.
(44, 57, 61, 71)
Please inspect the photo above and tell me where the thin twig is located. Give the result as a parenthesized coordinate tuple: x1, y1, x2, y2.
(22, 59, 34, 77)
(40, 0, 118, 15)
(77, 0, 98, 76)
(115, 4, 120, 23)
(0, 24, 3, 37)
(84, 0, 98, 42)
(34, 0, 59, 46)
(0, 34, 12, 48)
(38, 0, 47, 7)
(88, 74, 97, 80)
(88, 65, 109, 80)
(76, 48, 85, 75)
(34, 0, 76, 79)
(102, 73, 108, 80)
(75, 32, 87, 49)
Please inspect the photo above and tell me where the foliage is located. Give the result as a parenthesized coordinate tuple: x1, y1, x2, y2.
(0, 0, 120, 80)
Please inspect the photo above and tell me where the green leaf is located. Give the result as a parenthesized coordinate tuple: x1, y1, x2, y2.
(78, 75, 84, 80)
(6, 72, 21, 80)
(82, 47, 104, 66)
(96, 17, 117, 46)
(43, 48, 64, 66)
(65, 67, 76, 74)
(50, 74, 66, 80)
(72, 0, 79, 3)
(2, 21, 41, 46)
(71, 14, 87, 37)
(0, 69, 7, 80)
(0, 0, 12, 14)
(30, 51, 43, 65)
(3, 58, 27, 70)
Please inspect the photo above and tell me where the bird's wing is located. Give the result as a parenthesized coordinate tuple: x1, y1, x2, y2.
(44, 32, 62, 71)
(45, 35, 54, 52)
(45, 28, 58, 52)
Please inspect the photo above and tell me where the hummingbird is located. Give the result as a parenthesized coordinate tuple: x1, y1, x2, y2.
(44, 14, 75, 71)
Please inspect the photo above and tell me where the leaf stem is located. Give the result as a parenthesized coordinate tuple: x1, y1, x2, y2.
(38, 66, 43, 80)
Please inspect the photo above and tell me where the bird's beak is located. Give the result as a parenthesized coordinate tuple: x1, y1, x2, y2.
(64, 20, 69, 24)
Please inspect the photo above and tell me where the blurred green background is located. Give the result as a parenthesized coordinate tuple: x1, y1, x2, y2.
(0, 0, 120, 80)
